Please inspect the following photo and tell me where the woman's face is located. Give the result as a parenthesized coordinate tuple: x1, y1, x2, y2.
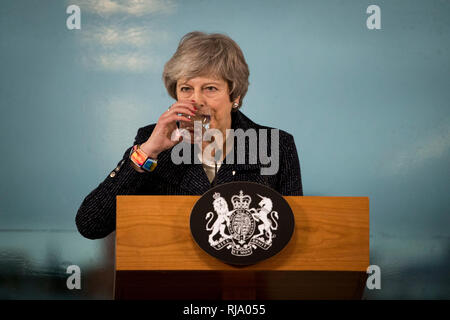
(176, 75, 238, 132)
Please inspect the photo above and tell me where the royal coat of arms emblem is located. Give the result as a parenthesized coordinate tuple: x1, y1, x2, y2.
(190, 182, 295, 265)
(205, 190, 279, 256)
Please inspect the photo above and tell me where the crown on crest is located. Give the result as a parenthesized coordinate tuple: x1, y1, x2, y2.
(231, 190, 251, 210)
(213, 192, 221, 200)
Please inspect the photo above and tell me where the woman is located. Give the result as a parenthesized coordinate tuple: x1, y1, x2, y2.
(76, 31, 303, 240)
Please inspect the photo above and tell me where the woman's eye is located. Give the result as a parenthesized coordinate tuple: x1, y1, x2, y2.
(180, 87, 191, 92)
(205, 86, 217, 91)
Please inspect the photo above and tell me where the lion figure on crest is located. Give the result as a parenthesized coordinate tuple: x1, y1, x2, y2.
(205, 193, 233, 246)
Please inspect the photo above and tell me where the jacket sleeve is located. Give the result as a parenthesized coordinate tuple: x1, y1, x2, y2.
(75, 126, 153, 239)
(277, 132, 304, 196)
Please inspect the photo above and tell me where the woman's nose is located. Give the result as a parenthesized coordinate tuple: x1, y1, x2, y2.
(192, 90, 205, 107)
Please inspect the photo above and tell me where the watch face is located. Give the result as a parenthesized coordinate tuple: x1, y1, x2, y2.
(142, 158, 153, 171)
(142, 158, 156, 172)
(190, 181, 295, 266)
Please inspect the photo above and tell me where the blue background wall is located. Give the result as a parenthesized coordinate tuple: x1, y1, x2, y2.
(0, 0, 449, 299)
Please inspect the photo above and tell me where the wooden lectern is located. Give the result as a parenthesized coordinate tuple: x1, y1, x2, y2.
(115, 196, 369, 300)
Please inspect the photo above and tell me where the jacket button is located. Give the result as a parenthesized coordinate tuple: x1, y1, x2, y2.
(232, 170, 236, 176)
(109, 171, 116, 178)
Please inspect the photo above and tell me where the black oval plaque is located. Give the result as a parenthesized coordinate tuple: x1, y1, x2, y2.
(190, 182, 295, 265)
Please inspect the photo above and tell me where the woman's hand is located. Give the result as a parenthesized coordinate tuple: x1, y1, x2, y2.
(139, 100, 197, 159)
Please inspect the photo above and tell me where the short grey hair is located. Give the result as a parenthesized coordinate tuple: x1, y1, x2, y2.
(163, 31, 250, 110)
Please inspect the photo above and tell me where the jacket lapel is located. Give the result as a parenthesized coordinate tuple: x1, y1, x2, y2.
(179, 163, 212, 194)
(216, 111, 264, 185)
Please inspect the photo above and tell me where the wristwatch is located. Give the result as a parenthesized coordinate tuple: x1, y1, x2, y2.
(129, 144, 158, 172)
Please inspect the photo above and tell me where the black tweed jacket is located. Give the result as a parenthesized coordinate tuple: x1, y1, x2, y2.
(76, 111, 303, 239)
